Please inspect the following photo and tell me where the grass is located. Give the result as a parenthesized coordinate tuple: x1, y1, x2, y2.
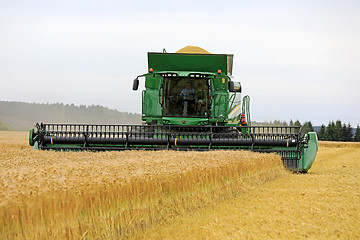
(0, 131, 286, 239)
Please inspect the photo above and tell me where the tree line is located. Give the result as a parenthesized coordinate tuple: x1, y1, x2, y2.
(317, 120, 360, 142)
(255, 119, 360, 142)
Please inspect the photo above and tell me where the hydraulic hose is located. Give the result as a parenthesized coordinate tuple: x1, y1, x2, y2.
(242, 95, 251, 126)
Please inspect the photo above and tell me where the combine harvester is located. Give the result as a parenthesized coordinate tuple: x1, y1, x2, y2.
(29, 46, 318, 172)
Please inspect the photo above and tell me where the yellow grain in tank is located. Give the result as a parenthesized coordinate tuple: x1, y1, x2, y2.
(176, 46, 211, 54)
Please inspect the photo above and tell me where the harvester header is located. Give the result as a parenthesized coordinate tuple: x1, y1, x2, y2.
(29, 46, 318, 173)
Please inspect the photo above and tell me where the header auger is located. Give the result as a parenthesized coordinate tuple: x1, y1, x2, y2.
(29, 46, 318, 172)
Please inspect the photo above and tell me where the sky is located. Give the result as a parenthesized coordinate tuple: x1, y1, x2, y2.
(1, 0, 360, 126)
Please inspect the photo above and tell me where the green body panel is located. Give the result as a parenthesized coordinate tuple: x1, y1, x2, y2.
(299, 132, 318, 172)
(148, 52, 232, 75)
(145, 75, 162, 89)
(162, 117, 209, 126)
(142, 89, 162, 117)
(212, 93, 229, 119)
(212, 77, 228, 91)
(210, 77, 229, 121)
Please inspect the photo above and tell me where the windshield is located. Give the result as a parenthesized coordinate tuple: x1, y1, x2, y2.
(163, 77, 209, 117)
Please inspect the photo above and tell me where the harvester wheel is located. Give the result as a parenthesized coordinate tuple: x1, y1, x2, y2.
(29, 128, 35, 146)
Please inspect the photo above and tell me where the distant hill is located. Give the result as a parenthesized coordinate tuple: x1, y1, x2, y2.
(0, 101, 142, 131)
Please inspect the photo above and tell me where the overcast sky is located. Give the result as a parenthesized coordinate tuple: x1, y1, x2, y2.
(1, 0, 359, 126)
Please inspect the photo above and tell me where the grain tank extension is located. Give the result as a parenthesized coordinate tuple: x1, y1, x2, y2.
(29, 46, 318, 172)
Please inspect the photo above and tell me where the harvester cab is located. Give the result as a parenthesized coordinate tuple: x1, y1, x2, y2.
(133, 46, 245, 127)
(29, 46, 318, 173)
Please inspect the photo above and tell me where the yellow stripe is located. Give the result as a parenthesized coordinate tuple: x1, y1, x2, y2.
(287, 139, 289, 147)
(175, 138, 177, 146)
(228, 104, 241, 118)
(51, 137, 53, 144)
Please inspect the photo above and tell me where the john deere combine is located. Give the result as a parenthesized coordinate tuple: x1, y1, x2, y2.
(29, 46, 318, 172)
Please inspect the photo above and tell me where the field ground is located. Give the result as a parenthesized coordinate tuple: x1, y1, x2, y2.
(1, 131, 359, 239)
(138, 142, 360, 239)
(0, 131, 284, 239)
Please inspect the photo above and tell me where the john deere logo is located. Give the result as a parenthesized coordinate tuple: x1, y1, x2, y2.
(182, 120, 186, 124)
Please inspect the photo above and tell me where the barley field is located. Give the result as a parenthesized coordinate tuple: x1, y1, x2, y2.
(0, 131, 285, 239)
(1, 131, 359, 239)
(138, 142, 360, 239)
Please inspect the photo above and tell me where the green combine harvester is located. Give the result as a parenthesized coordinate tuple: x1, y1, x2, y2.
(29, 46, 318, 172)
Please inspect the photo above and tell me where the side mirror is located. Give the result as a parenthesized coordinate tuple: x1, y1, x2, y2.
(228, 81, 235, 92)
(132, 78, 139, 91)
(229, 81, 242, 93)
